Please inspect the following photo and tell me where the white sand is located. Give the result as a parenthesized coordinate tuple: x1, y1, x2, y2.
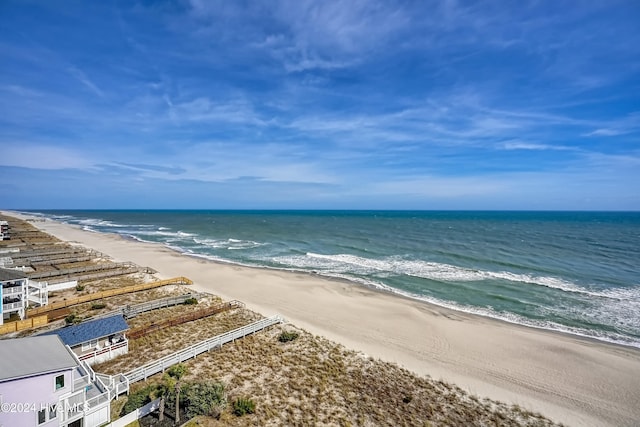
(8, 212, 640, 426)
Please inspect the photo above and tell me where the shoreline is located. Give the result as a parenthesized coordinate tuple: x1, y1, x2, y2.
(5, 211, 640, 426)
(27, 212, 640, 352)
(40, 213, 640, 352)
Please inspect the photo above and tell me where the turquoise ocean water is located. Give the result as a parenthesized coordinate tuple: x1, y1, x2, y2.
(27, 210, 640, 348)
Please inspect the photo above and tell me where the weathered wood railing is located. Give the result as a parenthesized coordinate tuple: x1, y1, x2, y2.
(127, 300, 245, 339)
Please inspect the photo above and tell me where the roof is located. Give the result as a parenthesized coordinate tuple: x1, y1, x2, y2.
(0, 335, 77, 382)
(42, 315, 129, 347)
(0, 267, 27, 281)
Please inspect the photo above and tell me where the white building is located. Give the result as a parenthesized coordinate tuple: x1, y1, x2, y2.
(0, 221, 9, 240)
(0, 335, 113, 427)
(43, 315, 129, 366)
(0, 267, 48, 325)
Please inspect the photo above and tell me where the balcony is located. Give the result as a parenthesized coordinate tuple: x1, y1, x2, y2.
(2, 301, 24, 312)
(78, 339, 129, 366)
(57, 349, 112, 427)
(2, 286, 23, 297)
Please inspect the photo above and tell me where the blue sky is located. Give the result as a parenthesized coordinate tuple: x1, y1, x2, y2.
(1, 1, 639, 210)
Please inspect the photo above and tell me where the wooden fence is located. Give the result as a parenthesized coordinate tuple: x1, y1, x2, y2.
(127, 300, 244, 339)
(27, 277, 193, 316)
(0, 314, 48, 334)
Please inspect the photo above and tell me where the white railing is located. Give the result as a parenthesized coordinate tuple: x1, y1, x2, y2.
(84, 390, 111, 410)
(73, 373, 91, 391)
(47, 280, 78, 292)
(67, 345, 112, 408)
(2, 286, 22, 296)
(2, 301, 24, 311)
(96, 373, 130, 398)
(79, 340, 129, 365)
(124, 315, 284, 384)
(27, 280, 47, 290)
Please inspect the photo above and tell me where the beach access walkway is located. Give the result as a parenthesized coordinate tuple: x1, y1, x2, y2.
(96, 314, 284, 397)
(27, 276, 193, 316)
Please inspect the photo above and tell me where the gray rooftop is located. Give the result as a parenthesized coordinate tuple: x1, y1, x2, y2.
(0, 267, 27, 281)
(0, 335, 77, 382)
(42, 314, 129, 347)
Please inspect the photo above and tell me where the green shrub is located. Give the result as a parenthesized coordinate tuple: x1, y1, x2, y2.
(278, 331, 299, 343)
(232, 397, 255, 416)
(75, 284, 85, 291)
(65, 314, 81, 325)
(122, 385, 159, 415)
(183, 382, 226, 419)
(183, 297, 198, 305)
(91, 302, 106, 310)
(167, 363, 187, 380)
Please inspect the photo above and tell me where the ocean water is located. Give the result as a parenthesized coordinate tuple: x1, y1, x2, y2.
(27, 210, 640, 348)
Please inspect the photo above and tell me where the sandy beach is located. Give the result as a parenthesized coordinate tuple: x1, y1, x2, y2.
(6, 211, 640, 427)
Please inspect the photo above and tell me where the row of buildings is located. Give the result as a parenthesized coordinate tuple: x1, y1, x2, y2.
(1, 267, 130, 426)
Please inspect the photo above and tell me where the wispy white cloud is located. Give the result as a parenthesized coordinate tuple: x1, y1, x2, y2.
(67, 66, 104, 97)
(584, 112, 640, 137)
(169, 96, 268, 126)
(185, 0, 410, 72)
(0, 144, 92, 170)
(500, 141, 575, 151)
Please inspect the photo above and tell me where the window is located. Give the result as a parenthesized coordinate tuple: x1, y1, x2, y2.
(37, 405, 57, 425)
(55, 374, 65, 390)
(81, 339, 98, 351)
(37, 409, 47, 424)
(49, 404, 57, 420)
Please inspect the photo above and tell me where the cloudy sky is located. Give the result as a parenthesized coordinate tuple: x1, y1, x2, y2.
(1, 0, 639, 210)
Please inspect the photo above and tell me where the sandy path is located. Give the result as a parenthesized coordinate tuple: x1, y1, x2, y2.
(8, 212, 640, 427)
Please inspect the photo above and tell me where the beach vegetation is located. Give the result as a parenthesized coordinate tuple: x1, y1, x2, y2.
(64, 313, 81, 324)
(121, 384, 159, 415)
(232, 397, 255, 416)
(182, 382, 226, 419)
(278, 330, 299, 342)
(160, 363, 188, 423)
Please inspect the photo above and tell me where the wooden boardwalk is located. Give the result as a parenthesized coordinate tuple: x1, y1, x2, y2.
(27, 277, 193, 316)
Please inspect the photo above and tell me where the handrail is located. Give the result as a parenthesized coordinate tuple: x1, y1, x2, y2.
(28, 262, 141, 279)
(92, 292, 205, 320)
(27, 277, 193, 316)
(124, 315, 283, 384)
(79, 339, 128, 362)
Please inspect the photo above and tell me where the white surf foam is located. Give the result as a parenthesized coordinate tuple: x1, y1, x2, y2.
(192, 237, 264, 250)
(297, 253, 633, 301)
